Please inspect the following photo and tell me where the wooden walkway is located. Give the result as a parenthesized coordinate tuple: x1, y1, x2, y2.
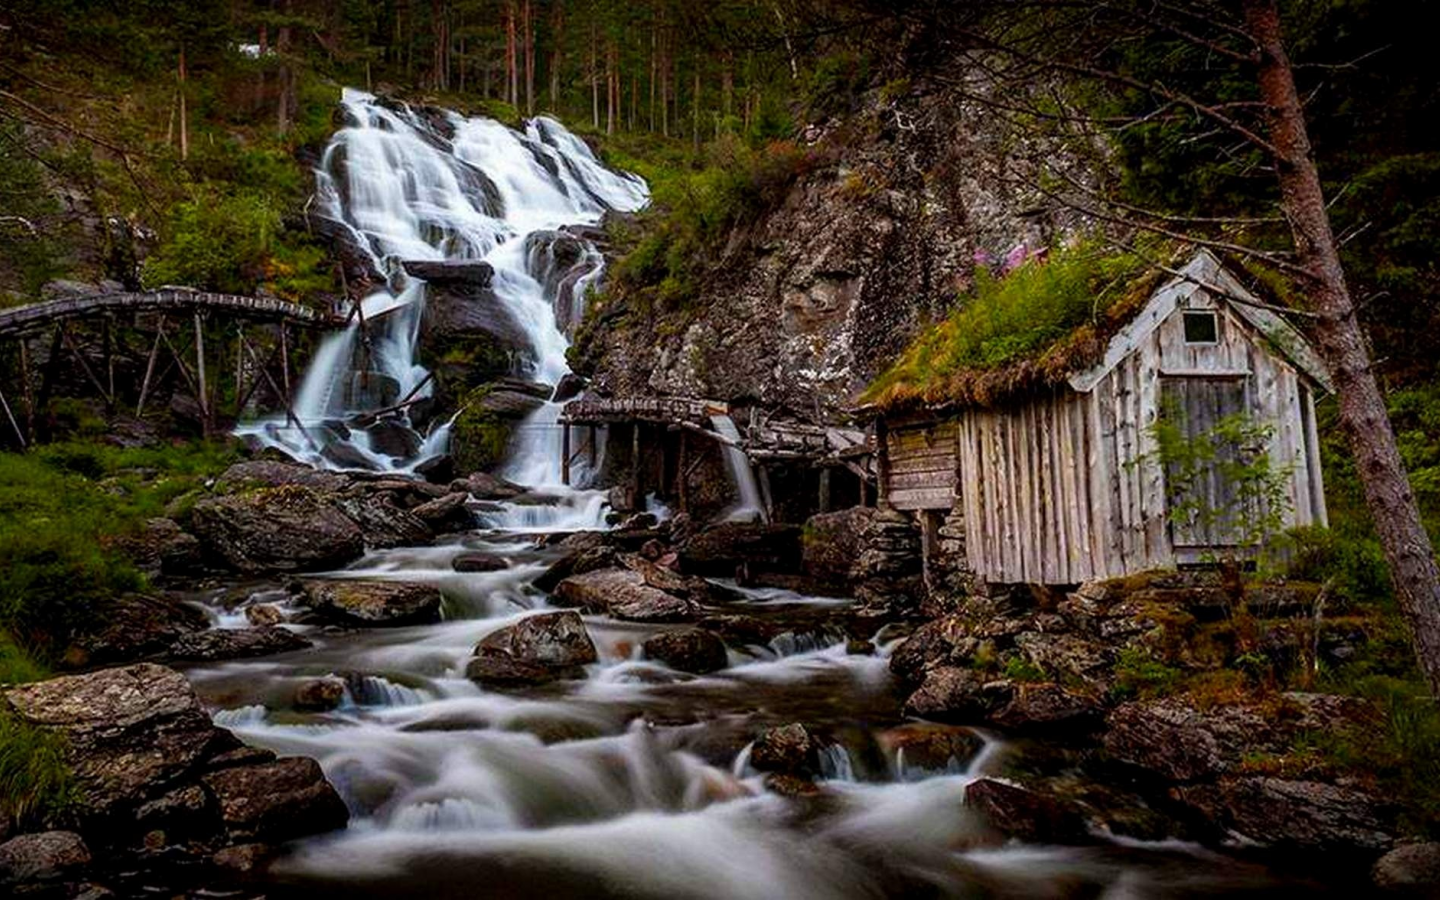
(0, 290, 338, 339)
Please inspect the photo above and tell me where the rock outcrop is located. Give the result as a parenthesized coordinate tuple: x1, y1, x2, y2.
(552, 568, 701, 622)
(190, 486, 366, 573)
(0, 664, 347, 892)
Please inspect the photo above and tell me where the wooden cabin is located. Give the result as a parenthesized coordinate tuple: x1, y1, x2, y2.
(874, 249, 1332, 585)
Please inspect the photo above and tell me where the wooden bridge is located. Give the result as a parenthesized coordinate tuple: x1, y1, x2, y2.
(0, 289, 338, 338)
(0, 289, 345, 449)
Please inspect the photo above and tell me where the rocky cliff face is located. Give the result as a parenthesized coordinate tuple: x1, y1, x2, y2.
(574, 72, 1090, 422)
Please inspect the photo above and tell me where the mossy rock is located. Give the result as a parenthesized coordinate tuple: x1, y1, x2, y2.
(450, 385, 514, 474)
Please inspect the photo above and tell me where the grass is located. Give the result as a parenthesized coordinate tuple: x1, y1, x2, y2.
(0, 440, 236, 666)
(862, 239, 1163, 411)
(0, 707, 79, 828)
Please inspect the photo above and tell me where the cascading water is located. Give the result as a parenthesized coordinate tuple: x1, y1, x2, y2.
(710, 414, 767, 522)
(236, 89, 647, 485)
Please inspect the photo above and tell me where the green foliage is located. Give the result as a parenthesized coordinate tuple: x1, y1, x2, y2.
(0, 441, 234, 659)
(0, 707, 80, 828)
(0, 631, 48, 685)
(1148, 408, 1293, 555)
(1110, 647, 1183, 700)
(603, 136, 821, 312)
(0, 125, 69, 298)
(863, 239, 1155, 408)
(802, 51, 872, 120)
(1002, 656, 1047, 683)
(141, 190, 281, 294)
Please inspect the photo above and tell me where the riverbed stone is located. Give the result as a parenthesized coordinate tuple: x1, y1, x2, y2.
(244, 603, 285, 626)
(677, 522, 804, 577)
(61, 592, 209, 669)
(1373, 842, 1440, 894)
(876, 723, 984, 775)
(1175, 776, 1396, 854)
(302, 580, 444, 627)
(294, 677, 346, 711)
(553, 568, 701, 622)
(642, 628, 728, 674)
(750, 723, 820, 776)
(411, 492, 473, 530)
(452, 551, 510, 573)
(167, 626, 311, 662)
(0, 831, 91, 885)
(888, 614, 981, 685)
(202, 757, 350, 844)
(466, 611, 598, 687)
(965, 778, 1091, 845)
(903, 667, 1012, 722)
(191, 486, 365, 573)
(534, 544, 618, 593)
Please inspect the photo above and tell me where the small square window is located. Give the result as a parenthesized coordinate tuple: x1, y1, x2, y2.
(1183, 310, 1219, 344)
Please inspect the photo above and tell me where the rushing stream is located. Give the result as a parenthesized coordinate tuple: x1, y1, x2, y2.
(184, 94, 1346, 898)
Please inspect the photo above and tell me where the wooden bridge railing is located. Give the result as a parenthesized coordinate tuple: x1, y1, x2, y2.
(0, 289, 339, 339)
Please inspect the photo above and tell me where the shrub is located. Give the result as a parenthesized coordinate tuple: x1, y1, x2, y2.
(142, 189, 282, 293)
(1111, 647, 1183, 699)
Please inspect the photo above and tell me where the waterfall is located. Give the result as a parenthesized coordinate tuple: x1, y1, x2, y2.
(710, 414, 767, 523)
(236, 89, 648, 479)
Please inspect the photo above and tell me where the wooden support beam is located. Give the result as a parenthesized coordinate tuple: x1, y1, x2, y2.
(0, 384, 26, 449)
(668, 419, 742, 449)
(588, 425, 597, 468)
(34, 325, 63, 439)
(280, 324, 290, 399)
(158, 327, 201, 402)
(102, 316, 115, 410)
(234, 325, 246, 417)
(818, 466, 832, 514)
(136, 320, 165, 417)
(19, 339, 34, 441)
(193, 312, 208, 427)
(243, 339, 319, 451)
(349, 372, 435, 428)
(561, 422, 572, 486)
(60, 326, 113, 407)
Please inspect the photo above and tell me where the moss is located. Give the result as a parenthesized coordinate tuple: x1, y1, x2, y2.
(0, 706, 79, 828)
(1110, 647, 1183, 700)
(863, 238, 1168, 411)
(1002, 656, 1048, 683)
(450, 385, 514, 474)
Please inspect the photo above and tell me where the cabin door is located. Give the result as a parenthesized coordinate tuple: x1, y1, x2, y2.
(1158, 376, 1251, 552)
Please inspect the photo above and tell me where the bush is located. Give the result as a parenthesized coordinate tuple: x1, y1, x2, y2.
(142, 189, 282, 293)
(1111, 647, 1183, 699)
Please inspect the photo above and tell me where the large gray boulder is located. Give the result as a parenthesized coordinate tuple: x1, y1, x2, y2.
(553, 569, 701, 622)
(167, 626, 312, 662)
(465, 611, 597, 687)
(0, 831, 90, 887)
(302, 580, 444, 627)
(190, 486, 365, 573)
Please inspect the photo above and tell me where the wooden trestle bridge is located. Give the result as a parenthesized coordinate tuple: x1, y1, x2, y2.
(0, 289, 343, 447)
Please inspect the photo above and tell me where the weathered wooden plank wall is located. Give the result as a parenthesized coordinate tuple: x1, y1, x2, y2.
(884, 421, 957, 511)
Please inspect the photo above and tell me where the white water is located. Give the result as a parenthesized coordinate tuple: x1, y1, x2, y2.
(236, 89, 647, 481)
(710, 414, 767, 523)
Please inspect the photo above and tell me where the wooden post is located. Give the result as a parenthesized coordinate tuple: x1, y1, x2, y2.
(234, 326, 246, 417)
(676, 430, 689, 512)
(280, 324, 291, 399)
(102, 316, 115, 411)
(818, 466, 832, 514)
(874, 419, 892, 509)
(0, 385, 25, 449)
(19, 339, 34, 441)
(588, 424, 597, 468)
(631, 422, 643, 507)
(36, 325, 64, 437)
(136, 319, 164, 417)
(561, 422, 572, 486)
(193, 312, 208, 426)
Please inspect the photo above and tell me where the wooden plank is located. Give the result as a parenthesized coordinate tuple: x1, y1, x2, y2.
(1059, 396, 1082, 583)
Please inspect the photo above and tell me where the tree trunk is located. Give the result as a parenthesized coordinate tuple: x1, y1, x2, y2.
(590, 22, 599, 129)
(505, 1, 518, 106)
(177, 46, 189, 159)
(649, 21, 657, 132)
(276, 0, 295, 134)
(1245, 0, 1440, 695)
(523, 0, 534, 115)
(549, 1, 564, 110)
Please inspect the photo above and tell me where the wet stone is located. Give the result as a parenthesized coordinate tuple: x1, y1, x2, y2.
(642, 628, 729, 674)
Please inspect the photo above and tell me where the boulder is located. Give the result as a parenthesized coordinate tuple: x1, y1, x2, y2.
(553, 569, 701, 622)
(551, 372, 588, 404)
(533, 544, 618, 593)
(201, 757, 350, 844)
(117, 517, 205, 577)
(0, 831, 90, 886)
(888, 615, 981, 685)
(1104, 698, 1281, 782)
(61, 593, 209, 669)
(1373, 843, 1440, 895)
(302, 580, 444, 627)
(990, 684, 1105, 733)
(293, 678, 346, 712)
(452, 552, 509, 573)
(401, 259, 494, 284)
(477, 387, 548, 418)
(218, 460, 351, 493)
(677, 522, 804, 578)
(642, 629, 729, 674)
(466, 611, 597, 686)
(1013, 632, 1114, 685)
(410, 492, 474, 531)
(167, 626, 312, 662)
(1175, 776, 1396, 854)
(414, 454, 456, 485)
(903, 667, 1013, 723)
(451, 471, 524, 500)
(244, 604, 285, 627)
(190, 486, 365, 573)
(750, 724, 819, 776)
(1, 664, 219, 820)
(965, 778, 1091, 844)
(330, 491, 434, 549)
(877, 724, 984, 775)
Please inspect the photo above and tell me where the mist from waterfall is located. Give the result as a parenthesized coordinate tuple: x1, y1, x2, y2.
(236, 89, 647, 485)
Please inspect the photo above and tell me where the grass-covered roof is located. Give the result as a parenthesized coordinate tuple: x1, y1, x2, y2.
(860, 239, 1169, 413)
